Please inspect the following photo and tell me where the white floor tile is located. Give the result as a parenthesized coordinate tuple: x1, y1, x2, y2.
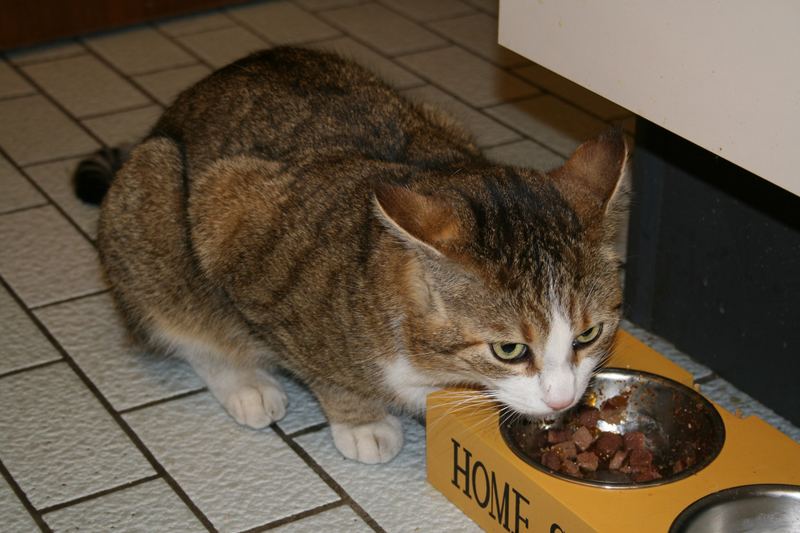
(379, 0, 474, 22)
(402, 84, 520, 147)
(84, 27, 195, 76)
(463, 0, 498, 16)
(293, 0, 367, 10)
(295, 418, 481, 532)
(484, 139, 564, 170)
(36, 292, 204, 412)
(123, 392, 338, 532)
(321, 3, 446, 56)
(42, 478, 205, 533)
(22, 55, 150, 118)
(270, 504, 371, 532)
(24, 157, 101, 240)
(6, 40, 86, 65)
(82, 104, 163, 147)
(514, 63, 629, 120)
(398, 46, 537, 107)
(485, 95, 609, 156)
(0, 95, 99, 166)
(133, 64, 211, 105)
(0, 476, 38, 533)
(0, 283, 60, 376)
(429, 13, 527, 67)
(0, 61, 35, 99)
(0, 154, 44, 215)
(177, 27, 269, 69)
(0, 206, 105, 308)
(157, 10, 236, 37)
(229, 1, 340, 45)
(0, 363, 154, 509)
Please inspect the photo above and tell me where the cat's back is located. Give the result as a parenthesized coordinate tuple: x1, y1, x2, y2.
(153, 47, 478, 172)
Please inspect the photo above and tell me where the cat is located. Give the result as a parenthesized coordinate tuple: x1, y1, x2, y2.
(75, 47, 628, 464)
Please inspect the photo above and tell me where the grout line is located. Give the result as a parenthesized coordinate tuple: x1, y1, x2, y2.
(0, 90, 39, 102)
(29, 288, 112, 311)
(149, 21, 220, 72)
(129, 59, 202, 78)
(244, 500, 346, 532)
(76, 43, 165, 111)
(4, 40, 87, 67)
(271, 424, 386, 533)
(79, 101, 161, 121)
(291, 0, 371, 14)
(38, 474, 161, 515)
(0, 359, 63, 381)
(117, 387, 208, 415)
(0, 458, 52, 532)
(154, 8, 238, 38)
(0, 203, 50, 217)
(20, 150, 97, 169)
(286, 421, 329, 439)
(0, 145, 97, 248)
(0, 274, 218, 532)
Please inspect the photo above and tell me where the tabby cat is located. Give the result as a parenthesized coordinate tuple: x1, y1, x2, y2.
(77, 47, 628, 464)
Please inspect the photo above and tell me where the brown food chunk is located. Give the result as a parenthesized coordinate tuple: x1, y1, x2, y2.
(576, 451, 599, 472)
(623, 431, 646, 451)
(602, 395, 629, 411)
(541, 451, 562, 471)
(594, 432, 624, 459)
(608, 449, 628, 470)
(577, 408, 600, 428)
(561, 459, 581, 477)
(547, 428, 571, 444)
(572, 426, 595, 451)
(551, 440, 577, 459)
(628, 448, 653, 468)
(600, 395, 628, 423)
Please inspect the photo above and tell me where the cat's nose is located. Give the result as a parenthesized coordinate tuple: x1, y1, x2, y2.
(544, 397, 573, 411)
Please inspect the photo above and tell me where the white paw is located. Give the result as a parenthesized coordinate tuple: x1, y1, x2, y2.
(330, 415, 404, 464)
(219, 372, 288, 429)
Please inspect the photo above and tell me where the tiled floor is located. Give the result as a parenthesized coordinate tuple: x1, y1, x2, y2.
(0, 1, 797, 532)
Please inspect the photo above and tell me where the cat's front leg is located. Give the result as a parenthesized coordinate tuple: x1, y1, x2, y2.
(313, 385, 403, 464)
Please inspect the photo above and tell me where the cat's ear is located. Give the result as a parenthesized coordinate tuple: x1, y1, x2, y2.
(549, 128, 629, 223)
(373, 184, 461, 256)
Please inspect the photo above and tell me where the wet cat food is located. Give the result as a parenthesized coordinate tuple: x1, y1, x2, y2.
(530, 395, 668, 482)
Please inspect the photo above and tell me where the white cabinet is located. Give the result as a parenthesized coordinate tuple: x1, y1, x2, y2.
(499, 0, 800, 197)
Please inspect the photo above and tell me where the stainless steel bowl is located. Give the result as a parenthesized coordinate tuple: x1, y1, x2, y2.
(499, 368, 726, 488)
(670, 484, 800, 532)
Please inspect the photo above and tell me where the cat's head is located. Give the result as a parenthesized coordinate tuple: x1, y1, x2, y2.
(375, 130, 629, 417)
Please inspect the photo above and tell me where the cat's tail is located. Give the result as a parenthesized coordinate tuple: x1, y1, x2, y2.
(73, 144, 131, 205)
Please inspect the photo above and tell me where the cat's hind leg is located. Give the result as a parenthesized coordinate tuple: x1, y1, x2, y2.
(154, 325, 288, 429)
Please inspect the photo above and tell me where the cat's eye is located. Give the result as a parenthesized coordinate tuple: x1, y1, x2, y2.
(573, 324, 603, 348)
(490, 342, 529, 362)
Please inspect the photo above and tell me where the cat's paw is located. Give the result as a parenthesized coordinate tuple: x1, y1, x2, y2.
(330, 415, 404, 464)
(220, 373, 288, 429)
